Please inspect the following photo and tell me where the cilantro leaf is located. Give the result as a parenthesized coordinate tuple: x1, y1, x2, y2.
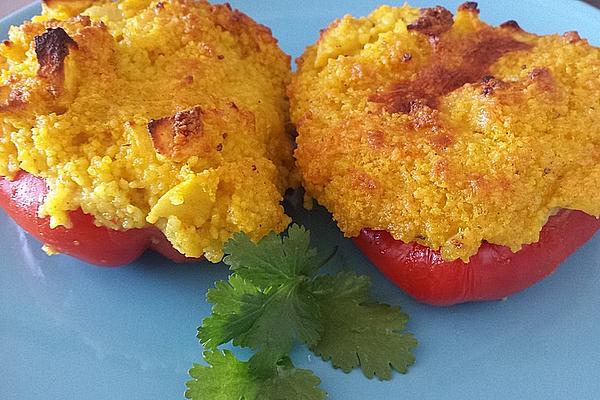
(223, 224, 331, 289)
(259, 361, 326, 400)
(310, 271, 371, 303)
(186, 350, 258, 400)
(242, 284, 321, 376)
(198, 274, 322, 375)
(198, 275, 267, 350)
(185, 351, 326, 400)
(310, 272, 418, 380)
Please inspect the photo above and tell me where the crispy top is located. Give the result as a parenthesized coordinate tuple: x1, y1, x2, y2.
(290, 3, 600, 261)
(0, 0, 294, 262)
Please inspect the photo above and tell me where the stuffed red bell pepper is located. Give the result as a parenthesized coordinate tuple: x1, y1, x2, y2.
(0, 0, 294, 266)
(290, 3, 600, 305)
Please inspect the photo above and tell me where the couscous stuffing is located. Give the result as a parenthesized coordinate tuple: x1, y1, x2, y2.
(0, 0, 295, 262)
(290, 3, 600, 261)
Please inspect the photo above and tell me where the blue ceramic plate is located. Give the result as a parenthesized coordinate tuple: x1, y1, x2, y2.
(1, 1, 599, 399)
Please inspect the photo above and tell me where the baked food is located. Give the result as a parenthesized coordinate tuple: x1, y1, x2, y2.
(290, 2, 600, 304)
(0, 0, 295, 265)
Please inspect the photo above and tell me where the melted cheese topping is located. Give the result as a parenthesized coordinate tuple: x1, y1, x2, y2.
(0, 0, 295, 262)
(290, 3, 600, 261)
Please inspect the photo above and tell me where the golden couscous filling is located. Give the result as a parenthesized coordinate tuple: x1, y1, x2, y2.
(290, 3, 600, 261)
(0, 0, 295, 262)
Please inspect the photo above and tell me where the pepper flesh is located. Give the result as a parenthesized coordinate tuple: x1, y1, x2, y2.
(354, 210, 600, 306)
(0, 172, 196, 267)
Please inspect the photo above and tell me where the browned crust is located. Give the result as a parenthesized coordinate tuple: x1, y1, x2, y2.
(458, 2, 480, 13)
(0, 86, 27, 111)
(407, 6, 455, 38)
(34, 27, 77, 97)
(477, 67, 555, 100)
(366, 129, 385, 149)
(500, 20, 523, 31)
(562, 31, 583, 43)
(527, 67, 555, 91)
(369, 27, 532, 114)
(480, 75, 507, 96)
(210, 3, 278, 50)
(148, 106, 205, 161)
(406, 102, 455, 150)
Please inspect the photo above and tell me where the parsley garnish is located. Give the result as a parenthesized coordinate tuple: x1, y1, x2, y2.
(186, 225, 417, 399)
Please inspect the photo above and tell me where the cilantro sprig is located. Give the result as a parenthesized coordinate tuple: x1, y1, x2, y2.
(186, 225, 417, 399)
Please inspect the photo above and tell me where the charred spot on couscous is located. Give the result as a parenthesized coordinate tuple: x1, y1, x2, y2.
(290, 2, 600, 261)
(34, 27, 77, 97)
(0, 0, 295, 262)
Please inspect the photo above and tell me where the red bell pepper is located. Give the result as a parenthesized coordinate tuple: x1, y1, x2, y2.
(0, 171, 195, 267)
(354, 210, 600, 306)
